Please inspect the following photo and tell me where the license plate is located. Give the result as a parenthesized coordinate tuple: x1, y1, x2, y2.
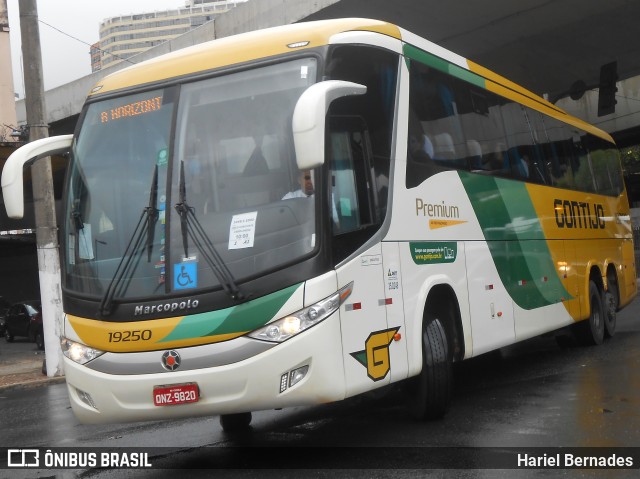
(153, 383, 199, 406)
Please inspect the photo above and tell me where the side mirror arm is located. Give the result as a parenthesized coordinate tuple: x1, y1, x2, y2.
(1, 135, 73, 219)
(292, 80, 366, 170)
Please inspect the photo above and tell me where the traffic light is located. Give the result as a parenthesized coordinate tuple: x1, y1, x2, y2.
(598, 61, 618, 117)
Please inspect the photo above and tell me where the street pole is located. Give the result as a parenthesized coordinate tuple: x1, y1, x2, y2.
(19, 0, 64, 377)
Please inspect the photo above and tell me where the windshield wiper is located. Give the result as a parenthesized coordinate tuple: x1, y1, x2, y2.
(99, 166, 159, 316)
(174, 161, 245, 301)
(71, 199, 84, 232)
(146, 165, 159, 261)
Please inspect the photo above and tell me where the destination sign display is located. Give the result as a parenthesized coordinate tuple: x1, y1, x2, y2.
(100, 96, 163, 123)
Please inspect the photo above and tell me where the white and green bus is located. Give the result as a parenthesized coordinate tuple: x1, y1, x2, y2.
(2, 18, 636, 429)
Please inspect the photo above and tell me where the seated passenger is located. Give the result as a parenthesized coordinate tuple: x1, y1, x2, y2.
(408, 133, 434, 162)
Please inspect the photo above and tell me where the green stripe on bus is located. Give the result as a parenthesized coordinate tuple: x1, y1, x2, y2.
(403, 44, 485, 89)
(458, 171, 571, 309)
(158, 283, 302, 342)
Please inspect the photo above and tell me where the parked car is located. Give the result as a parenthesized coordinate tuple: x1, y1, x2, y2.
(0, 296, 11, 336)
(4, 301, 44, 350)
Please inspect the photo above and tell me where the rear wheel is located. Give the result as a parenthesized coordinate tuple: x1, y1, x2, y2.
(603, 281, 618, 338)
(405, 318, 452, 420)
(4, 329, 13, 342)
(220, 412, 252, 433)
(575, 280, 605, 346)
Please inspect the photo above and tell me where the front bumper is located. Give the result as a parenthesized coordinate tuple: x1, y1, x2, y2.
(63, 314, 346, 424)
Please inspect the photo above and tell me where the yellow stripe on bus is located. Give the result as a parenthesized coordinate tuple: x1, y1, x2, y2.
(67, 314, 245, 353)
(91, 19, 401, 96)
(468, 60, 614, 143)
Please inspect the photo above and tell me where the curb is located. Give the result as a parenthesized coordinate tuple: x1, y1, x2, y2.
(0, 370, 66, 392)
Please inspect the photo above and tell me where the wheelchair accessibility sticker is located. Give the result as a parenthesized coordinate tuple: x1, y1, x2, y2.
(174, 262, 197, 290)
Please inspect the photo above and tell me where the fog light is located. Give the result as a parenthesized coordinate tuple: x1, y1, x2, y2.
(289, 365, 309, 388)
(76, 388, 98, 410)
(280, 373, 289, 393)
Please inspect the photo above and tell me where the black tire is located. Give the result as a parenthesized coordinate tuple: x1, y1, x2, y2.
(220, 412, 252, 433)
(405, 318, 452, 420)
(603, 283, 618, 338)
(35, 331, 45, 350)
(576, 281, 605, 346)
(4, 328, 13, 342)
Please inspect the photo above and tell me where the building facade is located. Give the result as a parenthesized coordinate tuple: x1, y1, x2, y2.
(93, 0, 248, 71)
(0, 0, 17, 140)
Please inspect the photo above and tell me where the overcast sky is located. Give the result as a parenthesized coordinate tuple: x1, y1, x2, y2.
(7, 0, 186, 97)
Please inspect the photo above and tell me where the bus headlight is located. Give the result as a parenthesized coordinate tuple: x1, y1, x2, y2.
(61, 338, 105, 365)
(248, 282, 353, 343)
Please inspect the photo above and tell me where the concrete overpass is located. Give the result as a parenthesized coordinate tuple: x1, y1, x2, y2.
(15, 0, 640, 140)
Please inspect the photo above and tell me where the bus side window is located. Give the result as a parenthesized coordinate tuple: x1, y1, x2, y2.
(535, 117, 576, 189)
(584, 136, 624, 196)
(328, 116, 383, 262)
(406, 62, 468, 186)
(331, 145, 360, 233)
(329, 117, 372, 234)
(325, 44, 397, 262)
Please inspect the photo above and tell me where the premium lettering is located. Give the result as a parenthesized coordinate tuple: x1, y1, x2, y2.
(415, 198, 460, 218)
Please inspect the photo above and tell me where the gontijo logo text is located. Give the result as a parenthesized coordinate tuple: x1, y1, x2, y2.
(553, 199, 605, 230)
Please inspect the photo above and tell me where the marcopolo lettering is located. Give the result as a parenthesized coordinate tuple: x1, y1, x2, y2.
(553, 199, 605, 229)
(134, 299, 199, 316)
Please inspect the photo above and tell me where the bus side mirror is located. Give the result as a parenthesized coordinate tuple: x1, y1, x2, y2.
(1, 134, 73, 219)
(292, 80, 366, 170)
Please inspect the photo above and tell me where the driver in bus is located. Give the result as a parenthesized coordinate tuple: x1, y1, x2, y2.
(283, 170, 340, 227)
(282, 170, 315, 199)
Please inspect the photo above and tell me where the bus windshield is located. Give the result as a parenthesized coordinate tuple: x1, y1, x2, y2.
(64, 58, 319, 303)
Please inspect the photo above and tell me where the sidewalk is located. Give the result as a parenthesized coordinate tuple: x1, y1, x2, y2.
(0, 341, 64, 391)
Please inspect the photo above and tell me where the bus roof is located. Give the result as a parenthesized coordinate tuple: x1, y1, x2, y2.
(89, 19, 400, 97)
(89, 17, 613, 144)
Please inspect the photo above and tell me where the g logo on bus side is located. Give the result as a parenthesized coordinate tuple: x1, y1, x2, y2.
(350, 327, 400, 381)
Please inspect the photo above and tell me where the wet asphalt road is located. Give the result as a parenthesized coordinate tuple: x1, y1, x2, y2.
(1, 296, 639, 478)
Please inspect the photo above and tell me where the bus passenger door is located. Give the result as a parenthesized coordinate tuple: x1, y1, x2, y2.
(329, 118, 396, 398)
(337, 245, 391, 398)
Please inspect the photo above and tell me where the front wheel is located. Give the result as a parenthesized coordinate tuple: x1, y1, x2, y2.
(405, 318, 452, 420)
(575, 280, 605, 346)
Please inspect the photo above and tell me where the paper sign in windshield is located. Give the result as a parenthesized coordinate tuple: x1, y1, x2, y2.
(229, 212, 257, 249)
(78, 224, 94, 260)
